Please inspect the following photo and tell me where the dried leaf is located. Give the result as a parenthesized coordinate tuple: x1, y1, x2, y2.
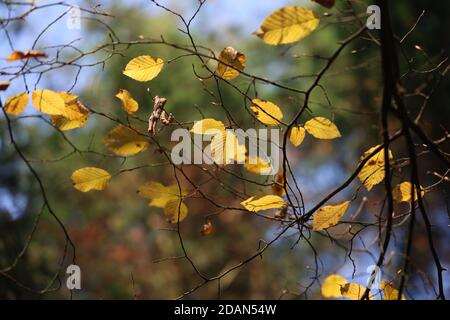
(6, 50, 47, 62)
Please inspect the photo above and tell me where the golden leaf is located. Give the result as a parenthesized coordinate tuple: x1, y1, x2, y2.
(137, 181, 185, 208)
(321, 274, 348, 298)
(6, 50, 47, 62)
(216, 46, 246, 80)
(71, 167, 111, 192)
(244, 156, 273, 175)
(341, 282, 372, 300)
(3, 92, 28, 116)
(164, 198, 188, 224)
(32, 89, 82, 119)
(289, 126, 306, 147)
(250, 99, 283, 126)
(123, 55, 164, 82)
(50, 92, 89, 131)
(241, 195, 285, 212)
(210, 130, 246, 165)
(272, 171, 286, 196)
(312, 200, 350, 231)
(304, 117, 341, 139)
(103, 125, 149, 157)
(190, 118, 226, 135)
(255, 6, 319, 45)
(115, 89, 139, 114)
(358, 145, 393, 191)
(392, 181, 425, 203)
(380, 280, 406, 300)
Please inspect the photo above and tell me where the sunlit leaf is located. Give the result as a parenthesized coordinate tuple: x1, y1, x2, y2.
(304, 117, 341, 139)
(272, 171, 286, 196)
(50, 92, 89, 131)
(380, 280, 406, 300)
(341, 282, 372, 300)
(250, 99, 283, 126)
(71, 167, 111, 192)
(216, 46, 246, 80)
(392, 181, 425, 203)
(241, 195, 285, 212)
(3, 92, 28, 116)
(123, 55, 164, 81)
(137, 181, 185, 208)
(255, 6, 320, 45)
(103, 125, 149, 157)
(32, 89, 82, 119)
(190, 118, 226, 135)
(210, 130, 246, 165)
(321, 274, 348, 298)
(312, 200, 350, 231)
(116, 89, 139, 114)
(164, 198, 188, 223)
(6, 50, 47, 62)
(244, 156, 273, 175)
(289, 126, 306, 146)
(358, 145, 393, 191)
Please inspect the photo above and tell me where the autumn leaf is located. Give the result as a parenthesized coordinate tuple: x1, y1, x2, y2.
(103, 125, 149, 157)
(6, 50, 47, 62)
(137, 181, 185, 207)
(341, 282, 372, 300)
(3, 92, 28, 116)
(164, 198, 188, 223)
(380, 280, 406, 300)
(32, 89, 83, 119)
(210, 130, 246, 165)
(358, 145, 393, 191)
(392, 181, 425, 203)
(116, 89, 139, 114)
(71, 167, 111, 192)
(50, 92, 89, 131)
(312, 200, 350, 231)
(312, 0, 336, 9)
(244, 156, 273, 175)
(271, 171, 286, 196)
(289, 126, 306, 147)
(190, 118, 226, 135)
(241, 195, 285, 212)
(216, 46, 246, 80)
(304, 117, 341, 139)
(321, 274, 348, 298)
(255, 6, 320, 45)
(200, 221, 214, 236)
(123, 55, 164, 81)
(250, 99, 283, 126)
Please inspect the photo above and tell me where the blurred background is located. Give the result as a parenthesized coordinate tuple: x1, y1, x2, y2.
(0, 0, 449, 299)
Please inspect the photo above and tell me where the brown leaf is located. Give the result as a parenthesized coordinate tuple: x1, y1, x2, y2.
(6, 50, 48, 62)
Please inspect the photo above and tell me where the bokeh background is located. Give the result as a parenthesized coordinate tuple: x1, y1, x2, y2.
(0, 0, 449, 299)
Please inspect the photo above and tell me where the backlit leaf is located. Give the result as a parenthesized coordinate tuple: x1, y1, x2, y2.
(321, 274, 348, 298)
(164, 198, 188, 223)
(312, 200, 350, 231)
(137, 181, 185, 208)
(380, 280, 406, 300)
(244, 156, 273, 175)
(103, 125, 149, 157)
(392, 181, 425, 203)
(250, 99, 283, 126)
(190, 118, 226, 135)
(241, 195, 285, 212)
(304, 117, 341, 139)
(358, 145, 393, 191)
(123, 55, 164, 81)
(216, 46, 246, 80)
(289, 126, 306, 146)
(341, 282, 372, 300)
(116, 89, 139, 114)
(209, 130, 246, 165)
(255, 6, 319, 45)
(6, 50, 47, 62)
(3, 92, 28, 115)
(32, 89, 82, 119)
(50, 92, 89, 131)
(71, 167, 111, 192)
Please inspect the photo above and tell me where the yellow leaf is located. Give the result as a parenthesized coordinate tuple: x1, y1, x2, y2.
(358, 145, 393, 191)
(50, 92, 89, 131)
(321, 274, 348, 298)
(123, 55, 164, 82)
(103, 125, 149, 157)
(164, 198, 188, 224)
(115, 89, 139, 114)
(71, 167, 111, 192)
(255, 6, 320, 45)
(272, 171, 286, 196)
(289, 126, 306, 146)
(6, 50, 47, 62)
(244, 156, 273, 175)
(190, 118, 226, 134)
(241, 195, 285, 212)
(341, 282, 372, 300)
(210, 130, 246, 165)
(32, 89, 82, 119)
(312, 200, 350, 231)
(216, 46, 246, 80)
(3, 92, 28, 116)
(137, 181, 185, 208)
(392, 182, 425, 203)
(250, 99, 283, 126)
(304, 117, 341, 139)
(380, 280, 406, 300)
